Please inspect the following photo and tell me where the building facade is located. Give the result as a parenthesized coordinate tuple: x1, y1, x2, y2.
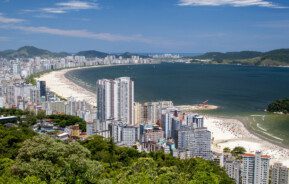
(241, 152, 270, 184)
(96, 77, 134, 125)
(271, 163, 289, 184)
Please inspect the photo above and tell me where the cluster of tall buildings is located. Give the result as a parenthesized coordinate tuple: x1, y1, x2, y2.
(93, 77, 212, 160)
(221, 151, 289, 184)
(0, 55, 156, 124)
(2, 55, 288, 183)
(93, 76, 289, 184)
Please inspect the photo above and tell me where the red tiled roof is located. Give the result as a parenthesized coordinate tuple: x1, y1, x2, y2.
(242, 153, 271, 159)
(242, 154, 255, 157)
(261, 155, 271, 159)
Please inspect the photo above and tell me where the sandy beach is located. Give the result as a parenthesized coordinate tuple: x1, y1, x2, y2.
(38, 66, 289, 167)
(38, 67, 97, 106)
(206, 116, 289, 167)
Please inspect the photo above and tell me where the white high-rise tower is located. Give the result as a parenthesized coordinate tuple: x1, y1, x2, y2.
(96, 77, 134, 125)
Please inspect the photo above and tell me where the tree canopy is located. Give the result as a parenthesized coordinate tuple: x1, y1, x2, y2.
(267, 98, 289, 114)
(0, 109, 234, 184)
(0, 133, 234, 184)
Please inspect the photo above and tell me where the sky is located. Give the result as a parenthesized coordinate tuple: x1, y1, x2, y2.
(0, 0, 289, 53)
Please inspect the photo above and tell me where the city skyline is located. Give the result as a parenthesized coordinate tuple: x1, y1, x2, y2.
(0, 0, 289, 53)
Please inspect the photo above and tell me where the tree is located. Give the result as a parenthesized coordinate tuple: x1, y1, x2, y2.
(12, 135, 103, 183)
(231, 146, 246, 158)
(36, 110, 46, 120)
(0, 125, 36, 159)
(267, 98, 289, 114)
(223, 147, 231, 153)
(46, 114, 86, 131)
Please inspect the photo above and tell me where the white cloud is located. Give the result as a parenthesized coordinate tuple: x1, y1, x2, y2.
(56, 1, 98, 10)
(0, 13, 24, 23)
(0, 25, 151, 43)
(25, 0, 99, 14)
(178, 0, 283, 8)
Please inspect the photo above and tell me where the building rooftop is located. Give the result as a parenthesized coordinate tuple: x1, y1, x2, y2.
(242, 153, 271, 159)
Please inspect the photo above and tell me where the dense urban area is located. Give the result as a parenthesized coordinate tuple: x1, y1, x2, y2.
(0, 52, 288, 184)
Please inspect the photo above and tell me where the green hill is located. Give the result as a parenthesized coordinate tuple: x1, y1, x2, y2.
(261, 49, 289, 64)
(0, 46, 148, 59)
(0, 46, 70, 59)
(76, 50, 109, 58)
(193, 49, 289, 66)
(118, 52, 148, 58)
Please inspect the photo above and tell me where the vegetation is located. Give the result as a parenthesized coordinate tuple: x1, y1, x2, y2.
(0, 125, 36, 159)
(223, 147, 231, 153)
(261, 49, 289, 63)
(267, 98, 289, 114)
(26, 71, 67, 101)
(25, 70, 53, 85)
(46, 114, 87, 131)
(0, 46, 149, 60)
(76, 50, 109, 58)
(0, 133, 234, 184)
(0, 108, 37, 126)
(231, 147, 246, 159)
(223, 146, 246, 160)
(193, 49, 289, 66)
(0, 46, 69, 59)
(0, 109, 234, 183)
(195, 51, 263, 61)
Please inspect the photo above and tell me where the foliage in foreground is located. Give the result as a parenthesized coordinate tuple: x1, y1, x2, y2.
(46, 114, 86, 131)
(0, 130, 234, 184)
(267, 98, 289, 114)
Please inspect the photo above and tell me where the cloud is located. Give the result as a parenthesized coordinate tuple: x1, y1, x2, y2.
(0, 13, 24, 23)
(178, 0, 283, 8)
(0, 25, 151, 43)
(24, 0, 99, 14)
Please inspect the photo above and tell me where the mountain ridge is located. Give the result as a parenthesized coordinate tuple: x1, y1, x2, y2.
(0, 46, 148, 59)
(1, 46, 289, 66)
(193, 49, 289, 66)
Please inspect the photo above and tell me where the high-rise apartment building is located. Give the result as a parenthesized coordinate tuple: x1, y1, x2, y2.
(134, 102, 144, 125)
(223, 157, 241, 184)
(37, 80, 47, 100)
(143, 101, 173, 124)
(177, 125, 212, 160)
(241, 151, 270, 184)
(96, 77, 134, 125)
(109, 121, 139, 146)
(271, 163, 289, 184)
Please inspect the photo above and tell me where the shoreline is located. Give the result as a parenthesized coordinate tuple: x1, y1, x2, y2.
(241, 116, 289, 149)
(38, 65, 289, 167)
(205, 115, 289, 167)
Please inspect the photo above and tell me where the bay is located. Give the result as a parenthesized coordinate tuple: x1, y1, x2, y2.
(66, 63, 289, 146)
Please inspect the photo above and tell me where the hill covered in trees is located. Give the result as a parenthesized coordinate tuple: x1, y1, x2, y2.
(75, 50, 109, 58)
(0, 130, 234, 183)
(193, 49, 289, 66)
(0, 46, 148, 59)
(0, 46, 70, 59)
(267, 98, 289, 114)
(0, 108, 234, 184)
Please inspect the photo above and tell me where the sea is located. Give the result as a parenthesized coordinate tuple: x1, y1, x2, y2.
(66, 63, 289, 147)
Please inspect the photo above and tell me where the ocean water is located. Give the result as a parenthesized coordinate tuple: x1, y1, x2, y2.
(66, 63, 289, 146)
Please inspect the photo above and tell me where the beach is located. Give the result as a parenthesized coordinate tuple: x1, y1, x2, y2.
(38, 66, 289, 167)
(38, 67, 97, 106)
(206, 116, 289, 167)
